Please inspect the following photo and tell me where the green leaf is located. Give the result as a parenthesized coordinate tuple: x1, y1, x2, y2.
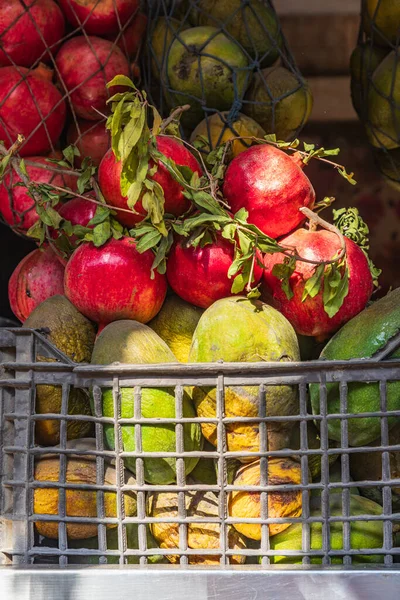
(19, 159, 28, 178)
(91, 221, 112, 247)
(264, 134, 277, 143)
(0, 153, 11, 178)
(176, 164, 195, 183)
(77, 163, 96, 195)
(231, 273, 246, 294)
(135, 228, 162, 253)
(151, 231, 174, 276)
(141, 182, 166, 229)
(237, 229, 251, 255)
(26, 220, 45, 243)
(110, 218, 125, 240)
(152, 108, 162, 136)
(63, 144, 79, 166)
(322, 148, 340, 156)
(187, 190, 226, 215)
(183, 213, 230, 233)
(323, 263, 349, 318)
(276, 139, 300, 149)
(247, 287, 261, 299)
(190, 170, 200, 189)
(303, 142, 315, 152)
(119, 109, 146, 163)
(172, 221, 186, 236)
(272, 257, 296, 300)
(106, 75, 136, 90)
(227, 253, 252, 278)
(234, 208, 249, 222)
(337, 167, 357, 185)
(72, 224, 92, 238)
(222, 223, 237, 241)
(302, 264, 325, 302)
(88, 205, 110, 226)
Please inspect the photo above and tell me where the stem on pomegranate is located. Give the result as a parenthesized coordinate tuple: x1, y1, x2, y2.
(239, 136, 351, 174)
(246, 243, 257, 292)
(160, 105, 191, 133)
(300, 207, 346, 262)
(47, 184, 135, 215)
(4, 135, 25, 158)
(0, 140, 45, 210)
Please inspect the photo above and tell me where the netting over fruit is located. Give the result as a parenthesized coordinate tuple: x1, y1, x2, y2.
(0, 0, 146, 232)
(142, 0, 313, 153)
(351, 0, 400, 187)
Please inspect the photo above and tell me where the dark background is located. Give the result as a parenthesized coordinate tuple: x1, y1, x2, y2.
(0, 222, 36, 322)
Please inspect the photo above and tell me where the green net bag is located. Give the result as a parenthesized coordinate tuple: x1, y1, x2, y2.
(142, 0, 313, 154)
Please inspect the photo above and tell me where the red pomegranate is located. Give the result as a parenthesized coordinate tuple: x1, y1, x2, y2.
(52, 195, 98, 263)
(262, 228, 374, 337)
(64, 236, 167, 324)
(0, 0, 65, 68)
(58, 0, 139, 36)
(56, 36, 130, 120)
(104, 13, 147, 58)
(67, 120, 110, 166)
(8, 246, 65, 322)
(0, 157, 73, 232)
(166, 233, 263, 309)
(223, 145, 316, 239)
(0, 64, 66, 157)
(98, 137, 202, 227)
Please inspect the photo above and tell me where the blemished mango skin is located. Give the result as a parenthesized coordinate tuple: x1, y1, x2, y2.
(33, 441, 137, 540)
(229, 458, 303, 541)
(148, 486, 247, 564)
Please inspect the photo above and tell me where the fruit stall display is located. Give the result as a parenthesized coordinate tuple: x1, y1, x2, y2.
(0, 0, 400, 589)
(350, 0, 400, 187)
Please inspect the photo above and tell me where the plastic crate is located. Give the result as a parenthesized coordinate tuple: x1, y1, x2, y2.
(1, 327, 400, 598)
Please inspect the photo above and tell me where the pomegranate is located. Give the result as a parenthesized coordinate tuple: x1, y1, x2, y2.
(0, 156, 73, 233)
(223, 144, 316, 239)
(104, 13, 147, 58)
(166, 234, 263, 309)
(0, 0, 65, 68)
(8, 246, 65, 322)
(262, 228, 374, 337)
(98, 137, 202, 227)
(64, 237, 167, 324)
(0, 64, 66, 156)
(67, 120, 110, 167)
(58, 0, 139, 36)
(56, 36, 130, 120)
(51, 195, 98, 263)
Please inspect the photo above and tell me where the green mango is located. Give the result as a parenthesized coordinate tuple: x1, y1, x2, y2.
(68, 523, 166, 565)
(264, 495, 384, 564)
(310, 289, 400, 446)
(91, 321, 202, 485)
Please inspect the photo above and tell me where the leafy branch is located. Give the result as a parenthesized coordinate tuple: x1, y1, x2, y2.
(333, 207, 381, 287)
(239, 134, 357, 185)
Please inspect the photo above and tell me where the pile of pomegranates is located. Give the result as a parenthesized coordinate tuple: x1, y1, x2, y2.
(0, 0, 146, 232)
(0, 53, 378, 344)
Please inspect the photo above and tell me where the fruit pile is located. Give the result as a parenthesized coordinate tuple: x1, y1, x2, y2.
(350, 0, 400, 186)
(0, 0, 147, 232)
(2, 79, 396, 564)
(146, 0, 313, 152)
